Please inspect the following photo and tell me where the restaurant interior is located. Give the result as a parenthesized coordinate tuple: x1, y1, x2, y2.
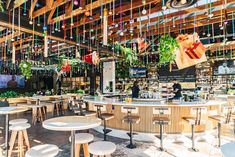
(0, 0, 235, 157)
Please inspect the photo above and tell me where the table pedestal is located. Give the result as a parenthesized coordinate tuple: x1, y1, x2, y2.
(3, 114, 9, 157)
(71, 131, 75, 157)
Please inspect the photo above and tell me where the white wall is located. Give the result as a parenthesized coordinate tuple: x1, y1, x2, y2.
(102, 61, 115, 93)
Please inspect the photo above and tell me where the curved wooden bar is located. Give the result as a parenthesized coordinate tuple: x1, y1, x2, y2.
(85, 97, 227, 134)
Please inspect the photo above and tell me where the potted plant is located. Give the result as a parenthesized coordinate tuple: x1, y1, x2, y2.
(158, 34, 179, 71)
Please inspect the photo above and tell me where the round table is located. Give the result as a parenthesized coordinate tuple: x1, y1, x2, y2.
(0, 106, 28, 156)
(43, 116, 101, 157)
(221, 142, 235, 157)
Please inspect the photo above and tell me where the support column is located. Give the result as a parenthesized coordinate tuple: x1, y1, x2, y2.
(90, 65, 96, 96)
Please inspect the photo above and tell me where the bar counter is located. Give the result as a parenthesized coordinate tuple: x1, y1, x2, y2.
(84, 96, 227, 134)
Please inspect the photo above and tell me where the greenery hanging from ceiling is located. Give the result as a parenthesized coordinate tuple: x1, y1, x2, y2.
(158, 34, 179, 65)
(0, 0, 4, 12)
(19, 61, 32, 79)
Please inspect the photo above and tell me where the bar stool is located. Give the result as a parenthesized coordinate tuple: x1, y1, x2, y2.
(9, 119, 28, 125)
(94, 104, 114, 141)
(8, 123, 31, 157)
(152, 107, 171, 151)
(122, 106, 140, 149)
(32, 105, 47, 125)
(53, 98, 64, 116)
(74, 100, 96, 117)
(183, 107, 207, 151)
(88, 141, 116, 157)
(69, 133, 94, 157)
(25, 144, 59, 157)
(209, 106, 234, 147)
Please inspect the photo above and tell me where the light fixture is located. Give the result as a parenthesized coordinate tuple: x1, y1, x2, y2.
(130, 19, 134, 24)
(120, 31, 124, 36)
(109, 11, 112, 15)
(173, 25, 176, 28)
(11, 38, 15, 42)
(207, 33, 211, 37)
(74, 0, 78, 5)
(37, 23, 40, 26)
(208, 13, 213, 18)
(142, 9, 147, 15)
(162, 6, 167, 11)
(62, 25, 65, 29)
(79, 6, 83, 10)
(70, 23, 74, 26)
(29, 20, 33, 25)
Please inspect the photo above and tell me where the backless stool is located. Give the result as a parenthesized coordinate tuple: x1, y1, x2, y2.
(122, 106, 140, 149)
(152, 107, 171, 151)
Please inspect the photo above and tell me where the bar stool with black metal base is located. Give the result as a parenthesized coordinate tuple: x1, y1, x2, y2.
(74, 100, 97, 117)
(122, 106, 140, 149)
(152, 107, 171, 151)
(183, 107, 207, 152)
(209, 106, 234, 147)
(94, 104, 114, 141)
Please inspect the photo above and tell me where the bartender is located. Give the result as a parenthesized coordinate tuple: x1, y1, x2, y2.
(132, 81, 140, 98)
(172, 79, 182, 99)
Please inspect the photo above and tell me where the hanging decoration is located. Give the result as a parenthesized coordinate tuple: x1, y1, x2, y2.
(61, 60, 71, 72)
(12, 43, 16, 64)
(158, 34, 179, 70)
(114, 42, 138, 65)
(0, 0, 4, 12)
(19, 61, 32, 79)
(83, 51, 100, 65)
(103, 8, 108, 46)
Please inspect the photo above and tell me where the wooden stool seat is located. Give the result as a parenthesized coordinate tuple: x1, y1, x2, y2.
(25, 144, 59, 157)
(9, 123, 31, 131)
(209, 115, 229, 123)
(153, 117, 170, 125)
(183, 117, 207, 125)
(9, 119, 28, 125)
(100, 113, 114, 120)
(123, 115, 140, 124)
(88, 141, 116, 156)
(32, 105, 47, 125)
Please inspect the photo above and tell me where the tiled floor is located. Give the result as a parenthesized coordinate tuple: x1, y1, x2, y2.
(0, 110, 234, 157)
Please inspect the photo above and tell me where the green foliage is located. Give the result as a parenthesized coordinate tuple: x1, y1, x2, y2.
(0, 91, 20, 98)
(19, 61, 32, 79)
(0, 0, 4, 12)
(159, 34, 179, 65)
(114, 42, 138, 65)
(75, 89, 85, 94)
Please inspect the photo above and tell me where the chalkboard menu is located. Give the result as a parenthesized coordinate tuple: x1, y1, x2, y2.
(158, 64, 196, 82)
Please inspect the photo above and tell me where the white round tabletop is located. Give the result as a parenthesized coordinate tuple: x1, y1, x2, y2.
(221, 142, 235, 157)
(43, 116, 101, 131)
(0, 106, 28, 115)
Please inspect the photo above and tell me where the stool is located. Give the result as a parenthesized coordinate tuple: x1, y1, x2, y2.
(53, 98, 65, 116)
(32, 105, 47, 125)
(9, 119, 28, 125)
(25, 144, 59, 157)
(183, 107, 207, 152)
(75, 100, 97, 117)
(94, 104, 114, 141)
(152, 107, 171, 151)
(209, 106, 234, 147)
(88, 141, 116, 157)
(122, 106, 140, 149)
(8, 123, 31, 157)
(69, 133, 94, 157)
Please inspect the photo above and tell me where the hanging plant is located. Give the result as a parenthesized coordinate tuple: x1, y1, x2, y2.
(158, 34, 179, 66)
(19, 61, 32, 79)
(0, 0, 4, 12)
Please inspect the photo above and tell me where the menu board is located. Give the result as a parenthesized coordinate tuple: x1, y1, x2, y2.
(213, 60, 235, 75)
(129, 67, 147, 78)
(158, 65, 196, 82)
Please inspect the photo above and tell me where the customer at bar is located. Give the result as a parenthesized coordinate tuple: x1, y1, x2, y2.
(172, 79, 182, 99)
(132, 81, 140, 98)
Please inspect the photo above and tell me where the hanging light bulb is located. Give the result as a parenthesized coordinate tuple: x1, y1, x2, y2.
(109, 11, 112, 15)
(224, 21, 228, 25)
(70, 23, 74, 26)
(120, 31, 124, 36)
(181, 0, 187, 4)
(74, 0, 78, 5)
(142, 8, 147, 15)
(207, 33, 211, 37)
(62, 24, 65, 29)
(29, 20, 33, 25)
(162, 6, 167, 11)
(208, 13, 213, 18)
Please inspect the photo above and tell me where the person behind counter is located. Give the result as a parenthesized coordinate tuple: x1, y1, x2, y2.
(132, 81, 140, 98)
(172, 79, 182, 99)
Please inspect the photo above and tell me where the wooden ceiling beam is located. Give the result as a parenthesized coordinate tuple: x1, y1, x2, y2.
(0, 32, 21, 43)
(47, 0, 54, 9)
(32, 0, 71, 18)
(67, 0, 159, 30)
(29, 0, 38, 18)
(112, 14, 234, 42)
(93, 0, 235, 37)
(50, 0, 114, 24)
(14, 0, 27, 8)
